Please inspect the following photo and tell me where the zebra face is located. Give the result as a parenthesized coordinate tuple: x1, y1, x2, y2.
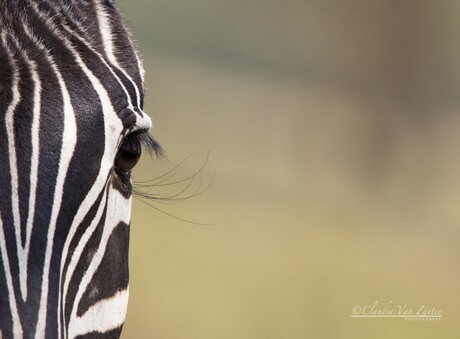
(0, 1, 160, 338)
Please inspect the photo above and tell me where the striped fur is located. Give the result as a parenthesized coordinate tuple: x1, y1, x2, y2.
(0, 1, 155, 337)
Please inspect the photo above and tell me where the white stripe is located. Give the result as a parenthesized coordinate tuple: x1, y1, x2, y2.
(0, 214, 23, 337)
(68, 289, 129, 338)
(94, 0, 116, 64)
(135, 51, 145, 91)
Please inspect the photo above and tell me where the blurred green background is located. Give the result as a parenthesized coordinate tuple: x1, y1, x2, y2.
(118, 1, 460, 338)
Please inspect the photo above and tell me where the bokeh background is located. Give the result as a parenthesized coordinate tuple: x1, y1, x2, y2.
(118, 1, 460, 338)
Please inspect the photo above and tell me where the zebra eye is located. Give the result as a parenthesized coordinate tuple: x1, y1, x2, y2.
(115, 134, 142, 173)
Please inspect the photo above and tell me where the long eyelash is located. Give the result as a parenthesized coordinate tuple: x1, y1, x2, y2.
(133, 153, 210, 201)
(130, 129, 164, 157)
(132, 151, 215, 225)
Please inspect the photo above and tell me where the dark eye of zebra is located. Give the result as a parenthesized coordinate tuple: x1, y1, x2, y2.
(115, 134, 142, 173)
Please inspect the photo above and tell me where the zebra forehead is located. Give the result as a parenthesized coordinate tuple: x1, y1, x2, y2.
(0, 0, 144, 84)
(1, 0, 146, 127)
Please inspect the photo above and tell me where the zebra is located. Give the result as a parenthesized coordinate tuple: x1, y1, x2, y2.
(0, 0, 161, 337)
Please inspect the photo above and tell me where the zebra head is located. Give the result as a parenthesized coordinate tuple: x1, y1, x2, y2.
(0, 0, 160, 338)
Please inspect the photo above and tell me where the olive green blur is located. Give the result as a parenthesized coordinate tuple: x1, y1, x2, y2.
(118, 1, 460, 338)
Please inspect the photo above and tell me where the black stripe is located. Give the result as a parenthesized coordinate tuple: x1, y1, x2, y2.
(77, 222, 130, 317)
